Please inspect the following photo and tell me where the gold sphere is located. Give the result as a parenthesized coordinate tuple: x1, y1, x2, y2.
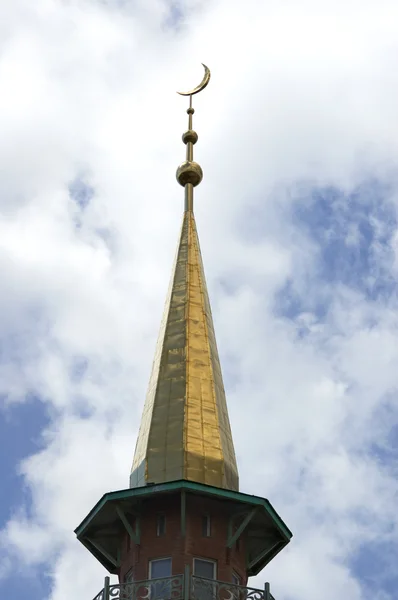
(176, 161, 203, 187)
(182, 130, 198, 145)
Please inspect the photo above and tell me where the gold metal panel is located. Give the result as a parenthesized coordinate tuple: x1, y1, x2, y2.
(130, 212, 239, 491)
(185, 214, 238, 490)
(130, 217, 187, 488)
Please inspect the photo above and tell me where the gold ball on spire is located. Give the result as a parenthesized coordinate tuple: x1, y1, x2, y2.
(176, 161, 203, 187)
(182, 130, 198, 145)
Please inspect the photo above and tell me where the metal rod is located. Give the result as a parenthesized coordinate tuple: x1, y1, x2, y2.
(186, 142, 193, 162)
(184, 564, 190, 600)
(264, 582, 271, 600)
(181, 490, 186, 537)
(104, 576, 110, 600)
(185, 184, 193, 212)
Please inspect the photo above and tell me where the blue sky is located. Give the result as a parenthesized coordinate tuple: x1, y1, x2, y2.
(0, 1, 398, 600)
(276, 180, 398, 318)
(285, 182, 398, 598)
(0, 398, 51, 599)
(0, 399, 47, 525)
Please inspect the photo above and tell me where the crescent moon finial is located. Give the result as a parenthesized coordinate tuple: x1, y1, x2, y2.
(176, 64, 210, 213)
(177, 63, 211, 97)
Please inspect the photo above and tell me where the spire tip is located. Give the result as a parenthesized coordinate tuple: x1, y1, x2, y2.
(176, 64, 210, 211)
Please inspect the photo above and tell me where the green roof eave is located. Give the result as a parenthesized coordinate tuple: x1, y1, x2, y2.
(74, 479, 292, 541)
(79, 537, 118, 574)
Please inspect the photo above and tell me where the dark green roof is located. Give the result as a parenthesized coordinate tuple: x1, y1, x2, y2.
(75, 479, 292, 576)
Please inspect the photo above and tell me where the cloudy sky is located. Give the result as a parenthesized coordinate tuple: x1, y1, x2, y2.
(0, 1, 398, 599)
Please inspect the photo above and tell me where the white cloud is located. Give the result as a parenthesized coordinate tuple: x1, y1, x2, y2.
(0, 0, 398, 599)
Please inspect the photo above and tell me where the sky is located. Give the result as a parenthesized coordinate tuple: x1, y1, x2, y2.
(0, 1, 398, 599)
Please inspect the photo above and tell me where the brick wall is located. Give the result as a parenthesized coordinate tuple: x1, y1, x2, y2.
(119, 492, 247, 586)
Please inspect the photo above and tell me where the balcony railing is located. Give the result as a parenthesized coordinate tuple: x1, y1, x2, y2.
(92, 572, 275, 600)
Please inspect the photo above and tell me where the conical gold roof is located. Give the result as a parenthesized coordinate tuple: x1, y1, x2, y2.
(130, 211, 239, 491)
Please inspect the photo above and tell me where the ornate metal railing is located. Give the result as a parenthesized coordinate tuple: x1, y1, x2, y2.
(92, 573, 274, 600)
(92, 574, 184, 600)
(191, 576, 274, 600)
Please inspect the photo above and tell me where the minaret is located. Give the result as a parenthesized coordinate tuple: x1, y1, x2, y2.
(75, 65, 292, 600)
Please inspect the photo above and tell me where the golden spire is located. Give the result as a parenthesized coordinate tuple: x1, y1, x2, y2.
(130, 65, 239, 492)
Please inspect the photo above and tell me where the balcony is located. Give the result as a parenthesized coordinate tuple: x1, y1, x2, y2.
(92, 572, 276, 600)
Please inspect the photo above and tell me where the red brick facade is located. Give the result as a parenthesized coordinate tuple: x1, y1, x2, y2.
(119, 492, 248, 586)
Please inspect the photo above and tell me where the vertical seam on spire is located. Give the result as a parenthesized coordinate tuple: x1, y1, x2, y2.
(183, 212, 190, 479)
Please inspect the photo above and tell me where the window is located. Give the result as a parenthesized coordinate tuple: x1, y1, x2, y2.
(193, 559, 217, 600)
(193, 558, 216, 579)
(231, 572, 241, 600)
(149, 558, 172, 600)
(157, 514, 166, 537)
(149, 558, 172, 579)
(202, 515, 211, 537)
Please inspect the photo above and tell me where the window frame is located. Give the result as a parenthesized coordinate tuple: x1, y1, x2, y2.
(231, 571, 242, 600)
(148, 557, 172, 580)
(148, 558, 173, 600)
(193, 557, 217, 580)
